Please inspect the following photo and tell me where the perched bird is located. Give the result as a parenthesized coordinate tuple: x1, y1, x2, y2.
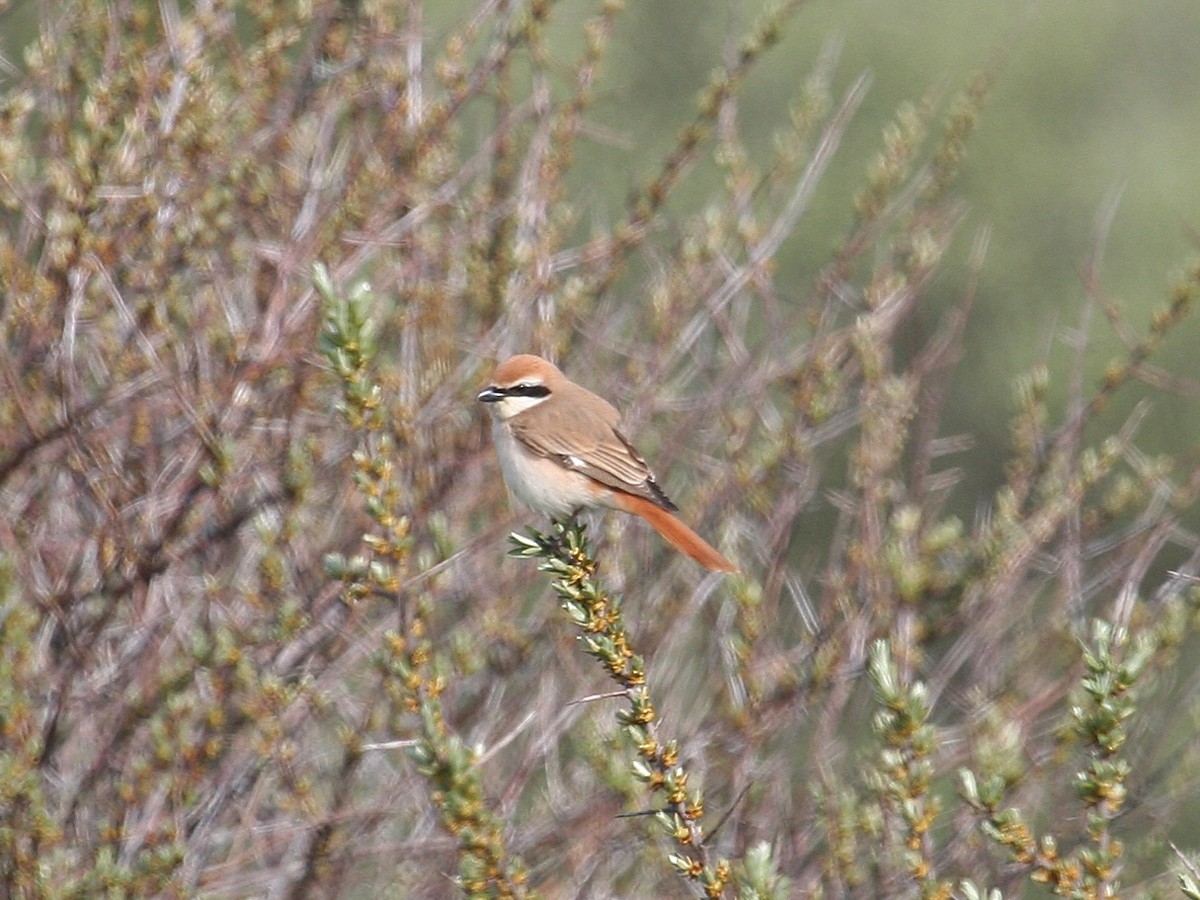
(477, 354, 736, 573)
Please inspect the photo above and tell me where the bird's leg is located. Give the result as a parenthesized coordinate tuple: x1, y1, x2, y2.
(547, 510, 586, 553)
(547, 517, 570, 554)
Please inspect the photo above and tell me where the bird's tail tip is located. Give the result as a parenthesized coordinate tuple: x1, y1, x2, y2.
(615, 493, 738, 574)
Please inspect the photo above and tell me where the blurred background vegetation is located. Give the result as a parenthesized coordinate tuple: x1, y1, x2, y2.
(541, 0, 1200, 476)
(3, 1, 1200, 897)
(9, 0, 1196, 452)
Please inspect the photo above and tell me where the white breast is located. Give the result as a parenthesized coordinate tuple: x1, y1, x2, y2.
(492, 420, 600, 519)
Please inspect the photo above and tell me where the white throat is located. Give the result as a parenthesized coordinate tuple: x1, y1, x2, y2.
(490, 393, 549, 420)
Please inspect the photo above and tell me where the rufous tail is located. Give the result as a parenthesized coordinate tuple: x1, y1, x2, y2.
(613, 493, 737, 574)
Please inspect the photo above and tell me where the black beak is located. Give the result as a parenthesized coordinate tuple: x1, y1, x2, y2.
(477, 386, 505, 403)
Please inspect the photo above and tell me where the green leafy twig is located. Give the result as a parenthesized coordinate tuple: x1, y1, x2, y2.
(317, 266, 529, 898)
(866, 640, 951, 899)
(511, 521, 742, 898)
(959, 619, 1153, 898)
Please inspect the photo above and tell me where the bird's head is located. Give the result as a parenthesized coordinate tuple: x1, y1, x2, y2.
(477, 354, 561, 420)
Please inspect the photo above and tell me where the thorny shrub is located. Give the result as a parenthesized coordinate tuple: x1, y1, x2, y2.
(2, 2, 1200, 897)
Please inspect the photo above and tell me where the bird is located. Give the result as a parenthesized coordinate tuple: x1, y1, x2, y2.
(477, 354, 737, 573)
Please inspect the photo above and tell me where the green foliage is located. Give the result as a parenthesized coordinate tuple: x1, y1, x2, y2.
(2, 1, 1200, 898)
(320, 272, 528, 897)
(512, 522, 730, 895)
(958, 620, 1160, 898)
